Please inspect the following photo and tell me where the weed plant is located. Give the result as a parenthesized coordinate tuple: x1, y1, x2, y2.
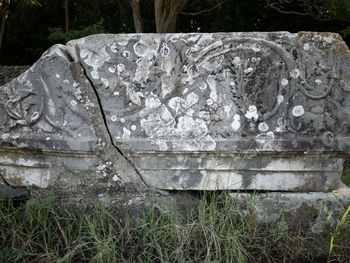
(0, 193, 349, 263)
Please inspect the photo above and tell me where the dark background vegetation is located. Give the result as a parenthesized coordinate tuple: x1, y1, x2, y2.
(1, 0, 350, 65)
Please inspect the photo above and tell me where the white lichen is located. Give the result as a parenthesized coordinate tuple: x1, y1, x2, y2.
(244, 67, 254, 74)
(233, 114, 240, 121)
(122, 50, 130, 58)
(207, 75, 218, 103)
(140, 93, 216, 151)
(231, 120, 241, 131)
(122, 127, 131, 139)
(31, 112, 40, 122)
(290, 69, 300, 79)
(233, 56, 241, 65)
(292, 105, 305, 117)
(258, 122, 269, 132)
(112, 175, 121, 182)
(303, 43, 310, 50)
(245, 105, 259, 121)
(118, 40, 129, 46)
(91, 69, 99, 80)
(70, 100, 78, 107)
(276, 117, 286, 133)
(111, 115, 117, 122)
(1, 133, 10, 140)
(324, 36, 333, 44)
(109, 66, 116, 73)
(199, 82, 208, 91)
(101, 78, 109, 87)
(133, 38, 159, 58)
(281, 78, 289, 86)
(186, 92, 199, 106)
(277, 95, 284, 104)
(110, 43, 118, 53)
(161, 43, 170, 57)
(206, 99, 214, 106)
(315, 79, 322, 85)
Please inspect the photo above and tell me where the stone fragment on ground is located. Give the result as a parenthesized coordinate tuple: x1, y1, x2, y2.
(0, 32, 349, 222)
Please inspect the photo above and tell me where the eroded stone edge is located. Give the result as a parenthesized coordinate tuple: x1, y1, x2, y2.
(231, 188, 350, 233)
(0, 44, 149, 194)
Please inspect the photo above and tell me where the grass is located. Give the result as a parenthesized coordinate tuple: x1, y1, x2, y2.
(342, 159, 350, 186)
(329, 205, 350, 261)
(0, 193, 349, 263)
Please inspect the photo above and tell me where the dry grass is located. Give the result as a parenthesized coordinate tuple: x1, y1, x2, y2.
(0, 193, 349, 263)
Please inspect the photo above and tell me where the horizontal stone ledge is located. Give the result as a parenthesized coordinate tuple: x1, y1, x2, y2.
(0, 147, 99, 157)
(116, 138, 350, 154)
(131, 155, 343, 171)
(130, 154, 344, 191)
(140, 170, 341, 191)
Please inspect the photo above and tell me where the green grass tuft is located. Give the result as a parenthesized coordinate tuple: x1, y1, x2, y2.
(0, 193, 349, 262)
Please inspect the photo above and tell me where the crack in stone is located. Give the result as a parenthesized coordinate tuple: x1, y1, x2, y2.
(72, 59, 149, 187)
(0, 172, 11, 186)
(0, 172, 30, 200)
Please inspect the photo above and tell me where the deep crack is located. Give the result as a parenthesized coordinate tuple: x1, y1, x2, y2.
(71, 57, 149, 187)
(0, 172, 10, 186)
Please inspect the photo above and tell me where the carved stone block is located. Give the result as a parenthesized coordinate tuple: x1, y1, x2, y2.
(1, 32, 350, 192)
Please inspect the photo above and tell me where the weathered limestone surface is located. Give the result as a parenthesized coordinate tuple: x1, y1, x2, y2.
(0, 44, 145, 198)
(1, 32, 350, 194)
(233, 187, 350, 233)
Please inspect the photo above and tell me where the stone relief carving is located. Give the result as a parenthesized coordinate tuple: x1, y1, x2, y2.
(0, 45, 98, 151)
(68, 32, 350, 153)
(1, 32, 350, 191)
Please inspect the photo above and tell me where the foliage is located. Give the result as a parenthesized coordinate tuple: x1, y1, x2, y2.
(0, 194, 349, 262)
(329, 205, 350, 262)
(48, 19, 105, 44)
(266, 0, 350, 21)
(1, 0, 350, 65)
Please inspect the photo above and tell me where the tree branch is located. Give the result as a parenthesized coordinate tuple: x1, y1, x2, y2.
(180, 0, 225, 16)
(267, 1, 350, 22)
(130, 0, 144, 33)
(155, 0, 187, 33)
(268, 3, 312, 17)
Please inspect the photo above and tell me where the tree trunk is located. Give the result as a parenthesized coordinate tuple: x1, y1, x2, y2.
(154, 0, 187, 33)
(0, 0, 10, 54)
(64, 0, 69, 33)
(131, 0, 144, 33)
